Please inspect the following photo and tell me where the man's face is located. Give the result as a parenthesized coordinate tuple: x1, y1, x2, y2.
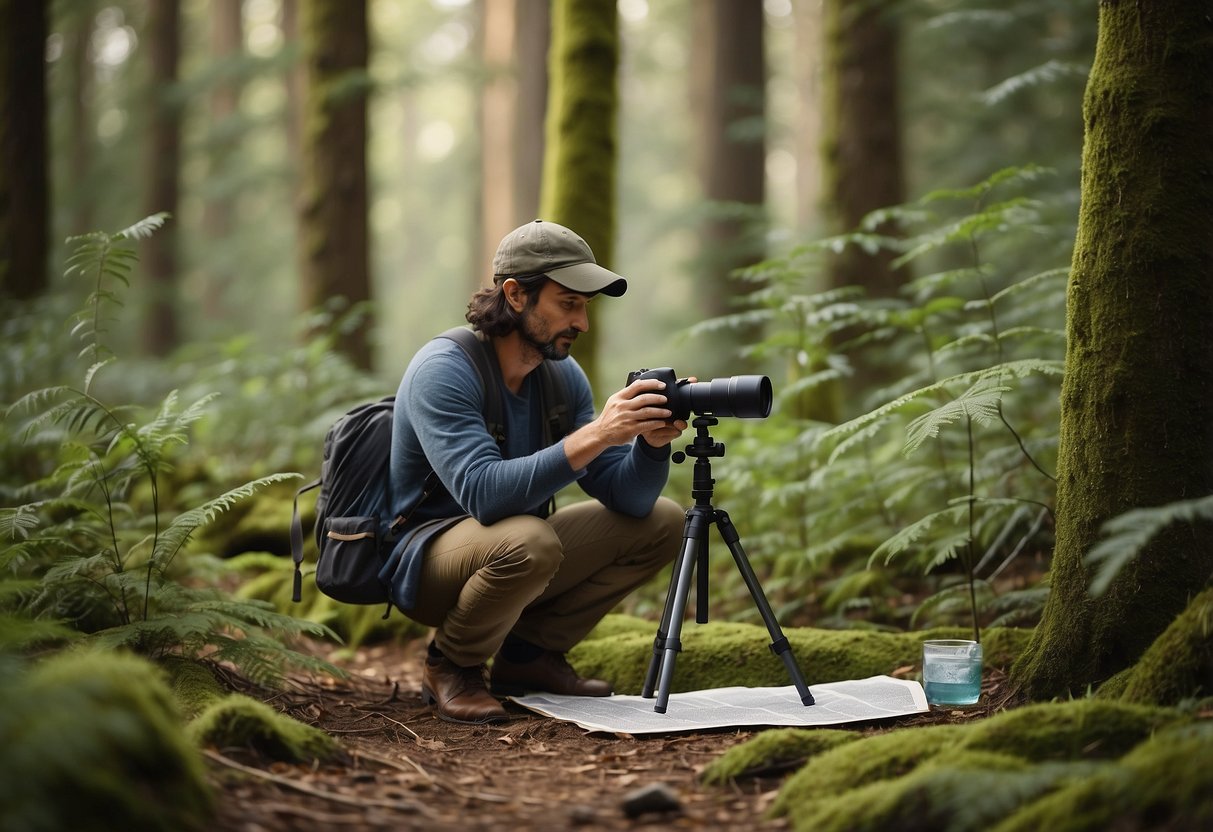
(517, 280, 591, 361)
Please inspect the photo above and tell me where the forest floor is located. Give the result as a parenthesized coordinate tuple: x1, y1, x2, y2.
(203, 637, 1016, 832)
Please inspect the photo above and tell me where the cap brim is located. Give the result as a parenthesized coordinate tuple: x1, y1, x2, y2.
(546, 261, 628, 297)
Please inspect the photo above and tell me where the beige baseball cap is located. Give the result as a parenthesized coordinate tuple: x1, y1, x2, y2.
(492, 219, 627, 297)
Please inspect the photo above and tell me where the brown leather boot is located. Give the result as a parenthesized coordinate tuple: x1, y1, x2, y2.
(491, 650, 613, 697)
(421, 655, 508, 724)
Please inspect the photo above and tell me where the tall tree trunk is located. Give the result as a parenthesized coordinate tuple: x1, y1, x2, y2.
(0, 0, 49, 300)
(1012, 0, 1213, 701)
(793, 0, 824, 236)
(478, 0, 549, 291)
(65, 0, 95, 237)
(810, 0, 906, 419)
(823, 0, 903, 296)
(281, 0, 305, 198)
(143, 0, 182, 356)
(540, 0, 618, 389)
(691, 0, 767, 375)
(202, 0, 244, 320)
(299, 0, 372, 370)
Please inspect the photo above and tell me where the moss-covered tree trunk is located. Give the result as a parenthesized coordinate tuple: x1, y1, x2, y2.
(1012, 0, 1213, 700)
(0, 0, 49, 301)
(299, 0, 372, 370)
(539, 0, 617, 390)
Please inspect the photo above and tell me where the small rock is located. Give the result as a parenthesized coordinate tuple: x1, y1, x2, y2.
(621, 782, 683, 818)
(569, 805, 598, 825)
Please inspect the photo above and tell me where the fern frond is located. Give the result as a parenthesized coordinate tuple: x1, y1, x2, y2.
(0, 506, 41, 541)
(152, 473, 302, 566)
(116, 212, 171, 240)
(869, 504, 968, 567)
(904, 381, 1010, 457)
(1086, 494, 1213, 596)
(980, 60, 1088, 106)
(818, 382, 945, 461)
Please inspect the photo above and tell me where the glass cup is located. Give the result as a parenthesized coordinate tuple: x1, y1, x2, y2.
(921, 639, 983, 706)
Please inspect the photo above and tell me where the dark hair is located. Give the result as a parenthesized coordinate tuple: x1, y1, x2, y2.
(465, 274, 548, 337)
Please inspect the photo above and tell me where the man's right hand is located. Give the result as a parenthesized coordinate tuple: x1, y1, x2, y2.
(563, 378, 674, 470)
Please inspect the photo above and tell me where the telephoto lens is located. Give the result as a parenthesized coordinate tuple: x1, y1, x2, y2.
(626, 368, 772, 420)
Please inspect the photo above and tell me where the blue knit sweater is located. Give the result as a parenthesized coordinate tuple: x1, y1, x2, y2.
(381, 335, 671, 611)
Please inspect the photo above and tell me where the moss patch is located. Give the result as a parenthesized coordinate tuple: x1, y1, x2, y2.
(700, 728, 859, 785)
(993, 722, 1213, 832)
(162, 657, 225, 720)
(764, 698, 1198, 832)
(0, 650, 214, 831)
(188, 693, 337, 763)
(570, 615, 1033, 694)
(957, 698, 1185, 761)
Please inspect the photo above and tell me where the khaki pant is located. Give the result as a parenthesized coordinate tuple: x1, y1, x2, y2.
(407, 496, 685, 667)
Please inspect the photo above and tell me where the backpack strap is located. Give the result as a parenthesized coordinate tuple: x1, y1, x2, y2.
(439, 327, 507, 449)
(290, 477, 322, 602)
(537, 361, 572, 446)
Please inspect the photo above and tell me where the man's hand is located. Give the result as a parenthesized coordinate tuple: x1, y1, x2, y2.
(564, 377, 683, 470)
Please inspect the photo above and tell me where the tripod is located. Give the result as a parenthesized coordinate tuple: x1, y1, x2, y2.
(641, 415, 816, 713)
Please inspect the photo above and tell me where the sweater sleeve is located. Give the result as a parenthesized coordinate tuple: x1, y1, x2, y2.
(405, 349, 582, 525)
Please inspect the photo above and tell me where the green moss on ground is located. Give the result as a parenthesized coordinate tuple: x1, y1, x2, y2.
(956, 698, 1184, 761)
(0, 650, 214, 832)
(570, 614, 1033, 694)
(993, 721, 1213, 832)
(758, 698, 1200, 832)
(188, 693, 337, 763)
(700, 728, 859, 785)
(771, 723, 964, 817)
(162, 656, 226, 719)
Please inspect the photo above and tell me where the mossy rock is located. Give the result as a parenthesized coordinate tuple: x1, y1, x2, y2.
(769, 699, 1198, 832)
(783, 750, 1040, 832)
(1096, 586, 1213, 707)
(956, 698, 1187, 762)
(569, 615, 1034, 695)
(187, 693, 337, 762)
(700, 728, 859, 785)
(771, 723, 965, 817)
(993, 721, 1213, 832)
(162, 657, 225, 720)
(0, 650, 214, 832)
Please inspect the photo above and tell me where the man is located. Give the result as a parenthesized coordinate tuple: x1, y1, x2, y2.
(384, 219, 688, 724)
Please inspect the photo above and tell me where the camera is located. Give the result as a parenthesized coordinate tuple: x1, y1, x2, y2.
(626, 368, 772, 420)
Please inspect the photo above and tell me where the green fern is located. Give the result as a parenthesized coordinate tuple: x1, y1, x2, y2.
(1087, 495, 1213, 597)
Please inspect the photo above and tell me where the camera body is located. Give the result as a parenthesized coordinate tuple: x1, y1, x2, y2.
(626, 368, 772, 421)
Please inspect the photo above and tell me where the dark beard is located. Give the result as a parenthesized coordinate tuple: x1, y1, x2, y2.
(519, 307, 576, 361)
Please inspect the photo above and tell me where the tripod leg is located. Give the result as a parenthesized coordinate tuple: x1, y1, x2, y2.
(716, 510, 815, 706)
(653, 534, 699, 713)
(641, 514, 694, 699)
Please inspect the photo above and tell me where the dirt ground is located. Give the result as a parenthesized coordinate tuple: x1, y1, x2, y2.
(204, 638, 1009, 831)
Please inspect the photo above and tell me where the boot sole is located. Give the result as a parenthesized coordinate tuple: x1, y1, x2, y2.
(421, 684, 509, 725)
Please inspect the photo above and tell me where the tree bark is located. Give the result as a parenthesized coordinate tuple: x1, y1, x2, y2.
(202, 0, 244, 320)
(1012, 0, 1213, 700)
(478, 0, 549, 290)
(822, 0, 903, 297)
(299, 0, 373, 370)
(691, 0, 767, 374)
(540, 0, 618, 388)
(142, 0, 182, 355)
(0, 0, 49, 300)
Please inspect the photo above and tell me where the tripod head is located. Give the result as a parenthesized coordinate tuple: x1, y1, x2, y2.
(672, 415, 725, 505)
